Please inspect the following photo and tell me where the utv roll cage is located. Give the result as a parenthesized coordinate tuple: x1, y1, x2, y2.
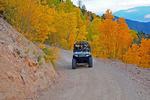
(73, 41, 91, 52)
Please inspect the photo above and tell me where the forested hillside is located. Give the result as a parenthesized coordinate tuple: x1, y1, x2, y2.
(0, 0, 149, 68)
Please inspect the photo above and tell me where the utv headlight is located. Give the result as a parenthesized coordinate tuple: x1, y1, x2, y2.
(85, 54, 90, 57)
(74, 54, 78, 57)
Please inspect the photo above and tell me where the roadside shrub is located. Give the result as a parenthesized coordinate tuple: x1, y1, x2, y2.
(42, 47, 59, 65)
(37, 55, 43, 65)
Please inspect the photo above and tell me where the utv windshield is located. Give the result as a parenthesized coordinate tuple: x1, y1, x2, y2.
(73, 42, 91, 52)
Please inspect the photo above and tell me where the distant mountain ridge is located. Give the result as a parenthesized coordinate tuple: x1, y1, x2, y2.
(114, 6, 150, 22)
(115, 16, 150, 34)
(126, 19, 150, 34)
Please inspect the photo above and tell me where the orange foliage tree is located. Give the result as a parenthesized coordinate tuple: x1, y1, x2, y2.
(96, 10, 132, 59)
(123, 39, 150, 68)
(3, 0, 56, 43)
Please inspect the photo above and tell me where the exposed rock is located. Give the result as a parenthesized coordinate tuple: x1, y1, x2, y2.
(0, 18, 57, 100)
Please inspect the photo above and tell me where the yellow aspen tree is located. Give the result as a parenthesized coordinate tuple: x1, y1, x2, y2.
(117, 18, 132, 58)
(123, 39, 150, 68)
(98, 10, 132, 59)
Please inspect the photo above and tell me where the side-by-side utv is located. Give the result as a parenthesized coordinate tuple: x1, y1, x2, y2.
(72, 41, 93, 69)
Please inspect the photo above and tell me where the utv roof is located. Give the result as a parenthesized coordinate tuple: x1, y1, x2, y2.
(74, 41, 89, 45)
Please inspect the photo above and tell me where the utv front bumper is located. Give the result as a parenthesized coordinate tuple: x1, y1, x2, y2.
(73, 55, 92, 63)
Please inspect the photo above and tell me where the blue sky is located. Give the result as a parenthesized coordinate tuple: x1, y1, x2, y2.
(72, 0, 150, 14)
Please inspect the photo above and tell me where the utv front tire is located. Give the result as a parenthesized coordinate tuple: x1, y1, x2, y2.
(88, 57, 93, 68)
(72, 59, 77, 69)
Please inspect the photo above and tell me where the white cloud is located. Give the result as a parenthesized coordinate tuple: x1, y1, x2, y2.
(72, 0, 150, 14)
(145, 14, 150, 19)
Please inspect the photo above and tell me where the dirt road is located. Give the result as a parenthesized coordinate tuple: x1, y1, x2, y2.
(39, 50, 150, 100)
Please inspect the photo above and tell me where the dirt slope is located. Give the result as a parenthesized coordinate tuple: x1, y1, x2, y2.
(39, 50, 150, 100)
(0, 18, 56, 100)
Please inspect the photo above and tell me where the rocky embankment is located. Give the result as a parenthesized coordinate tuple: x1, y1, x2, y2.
(0, 18, 57, 100)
